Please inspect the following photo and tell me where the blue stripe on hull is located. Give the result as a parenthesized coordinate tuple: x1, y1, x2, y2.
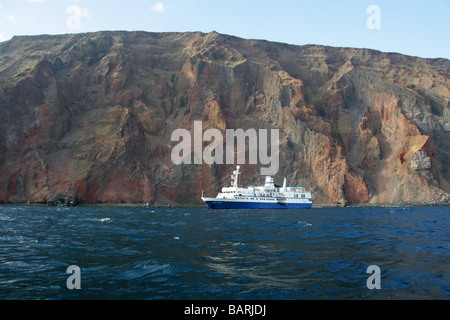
(204, 200, 312, 209)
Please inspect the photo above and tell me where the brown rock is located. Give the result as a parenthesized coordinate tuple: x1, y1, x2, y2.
(0, 31, 448, 205)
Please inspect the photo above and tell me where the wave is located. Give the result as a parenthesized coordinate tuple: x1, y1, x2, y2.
(118, 262, 171, 280)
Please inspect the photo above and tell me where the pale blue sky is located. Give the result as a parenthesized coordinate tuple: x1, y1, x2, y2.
(0, 0, 448, 59)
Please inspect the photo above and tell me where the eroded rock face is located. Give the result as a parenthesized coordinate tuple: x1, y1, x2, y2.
(409, 150, 432, 171)
(0, 31, 448, 205)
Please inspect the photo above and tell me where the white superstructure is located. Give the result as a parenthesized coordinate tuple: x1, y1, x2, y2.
(201, 166, 312, 209)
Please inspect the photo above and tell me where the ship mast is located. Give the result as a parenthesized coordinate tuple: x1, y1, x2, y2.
(231, 165, 241, 188)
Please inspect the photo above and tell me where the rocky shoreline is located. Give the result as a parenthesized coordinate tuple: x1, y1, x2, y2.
(1, 200, 448, 208)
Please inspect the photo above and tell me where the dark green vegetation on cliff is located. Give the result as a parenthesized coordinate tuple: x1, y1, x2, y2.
(0, 31, 448, 205)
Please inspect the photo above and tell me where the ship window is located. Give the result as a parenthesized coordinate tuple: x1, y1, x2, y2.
(294, 194, 298, 198)
(301, 194, 305, 198)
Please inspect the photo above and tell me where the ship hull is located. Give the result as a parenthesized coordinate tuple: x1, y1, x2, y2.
(202, 198, 312, 209)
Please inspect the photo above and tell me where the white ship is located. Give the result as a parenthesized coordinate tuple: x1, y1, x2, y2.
(201, 166, 312, 209)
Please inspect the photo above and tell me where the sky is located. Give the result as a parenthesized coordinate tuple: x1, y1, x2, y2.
(0, 0, 448, 59)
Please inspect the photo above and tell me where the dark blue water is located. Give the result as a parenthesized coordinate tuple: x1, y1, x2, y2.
(0, 205, 448, 300)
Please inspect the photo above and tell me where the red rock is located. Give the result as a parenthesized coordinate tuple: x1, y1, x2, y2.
(0, 31, 448, 205)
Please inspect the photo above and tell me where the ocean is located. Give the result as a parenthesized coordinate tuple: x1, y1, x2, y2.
(0, 205, 448, 300)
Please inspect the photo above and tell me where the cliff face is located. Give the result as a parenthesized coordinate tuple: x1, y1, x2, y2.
(0, 31, 448, 205)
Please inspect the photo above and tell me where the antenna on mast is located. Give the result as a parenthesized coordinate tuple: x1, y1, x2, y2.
(231, 165, 240, 188)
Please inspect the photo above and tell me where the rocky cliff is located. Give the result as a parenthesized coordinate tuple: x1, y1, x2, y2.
(0, 31, 448, 206)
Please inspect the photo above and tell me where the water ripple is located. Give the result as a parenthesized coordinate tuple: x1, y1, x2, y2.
(0, 205, 448, 299)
